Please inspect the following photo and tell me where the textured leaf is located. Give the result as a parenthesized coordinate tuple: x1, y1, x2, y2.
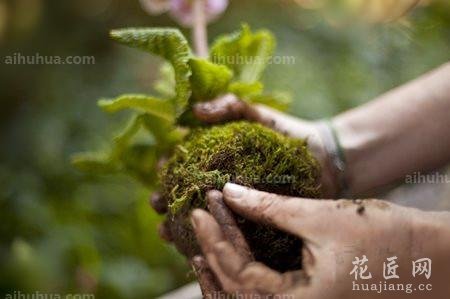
(98, 94, 174, 122)
(71, 152, 118, 174)
(110, 28, 192, 115)
(210, 24, 275, 83)
(73, 25, 290, 190)
(154, 63, 176, 98)
(120, 144, 158, 187)
(228, 81, 263, 99)
(141, 114, 184, 148)
(110, 114, 148, 160)
(112, 115, 178, 186)
(228, 82, 291, 111)
(176, 109, 203, 127)
(189, 58, 233, 101)
(248, 91, 292, 111)
(111, 114, 177, 156)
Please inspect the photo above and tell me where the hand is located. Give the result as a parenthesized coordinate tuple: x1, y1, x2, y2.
(193, 94, 339, 198)
(191, 183, 450, 299)
(150, 188, 253, 297)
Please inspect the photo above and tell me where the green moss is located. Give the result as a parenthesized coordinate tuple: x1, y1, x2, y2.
(160, 121, 321, 272)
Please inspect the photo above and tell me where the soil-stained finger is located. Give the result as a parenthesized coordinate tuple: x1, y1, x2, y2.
(191, 255, 223, 297)
(191, 209, 243, 293)
(213, 241, 294, 294)
(206, 190, 253, 263)
(149, 192, 168, 214)
(157, 221, 173, 242)
(193, 94, 247, 123)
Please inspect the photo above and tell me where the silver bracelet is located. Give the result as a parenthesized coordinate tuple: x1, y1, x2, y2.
(317, 120, 348, 197)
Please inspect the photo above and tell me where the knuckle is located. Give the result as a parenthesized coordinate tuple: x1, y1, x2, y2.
(212, 241, 229, 254)
(256, 192, 279, 221)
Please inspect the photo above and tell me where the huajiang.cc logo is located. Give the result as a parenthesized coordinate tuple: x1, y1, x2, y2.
(350, 255, 432, 294)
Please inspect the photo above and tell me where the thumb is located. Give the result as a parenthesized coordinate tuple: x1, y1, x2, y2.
(222, 183, 330, 240)
(193, 94, 249, 124)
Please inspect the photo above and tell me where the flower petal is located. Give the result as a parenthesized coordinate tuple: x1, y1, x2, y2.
(169, 0, 228, 27)
(139, 0, 171, 15)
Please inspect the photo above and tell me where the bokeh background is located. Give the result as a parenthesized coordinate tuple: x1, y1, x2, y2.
(0, 0, 449, 298)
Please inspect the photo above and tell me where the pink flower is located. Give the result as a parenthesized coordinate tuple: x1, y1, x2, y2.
(140, 0, 228, 27)
(139, 0, 171, 15)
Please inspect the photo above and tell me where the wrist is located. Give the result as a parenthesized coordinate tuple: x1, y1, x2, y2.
(331, 114, 377, 196)
(312, 120, 346, 198)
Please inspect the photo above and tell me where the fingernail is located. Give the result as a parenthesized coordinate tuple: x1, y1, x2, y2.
(194, 102, 209, 112)
(190, 209, 202, 229)
(223, 183, 245, 199)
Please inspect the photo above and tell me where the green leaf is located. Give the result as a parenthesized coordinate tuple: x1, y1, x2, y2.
(110, 114, 148, 160)
(210, 24, 275, 83)
(154, 63, 176, 99)
(98, 94, 174, 122)
(120, 144, 158, 187)
(141, 114, 184, 148)
(110, 28, 192, 115)
(73, 115, 167, 187)
(71, 152, 118, 175)
(248, 91, 292, 111)
(189, 58, 233, 101)
(176, 109, 203, 127)
(228, 81, 263, 99)
(111, 115, 182, 186)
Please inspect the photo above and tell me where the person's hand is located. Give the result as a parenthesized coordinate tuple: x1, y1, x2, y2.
(191, 183, 450, 299)
(193, 94, 339, 198)
(149, 186, 253, 297)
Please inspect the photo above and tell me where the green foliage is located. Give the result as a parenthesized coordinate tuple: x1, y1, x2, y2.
(210, 24, 275, 83)
(98, 95, 174, 122)
(71, 152, 119, 175)
(154, 64, 177, 98)
(228, 81, 264, 98)
(188, 58, 233, 101)
(249, 91, 292, 111)
(72, 114, 183, 187)
(110, 28, 192, 115)
(73, 24, 290, 191)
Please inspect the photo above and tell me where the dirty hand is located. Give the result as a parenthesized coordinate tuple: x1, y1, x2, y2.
(191, 183, 450, 299)
(193, 94, 339, 197)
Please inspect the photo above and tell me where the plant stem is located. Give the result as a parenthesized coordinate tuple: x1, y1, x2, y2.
(192, 0, 208, 58)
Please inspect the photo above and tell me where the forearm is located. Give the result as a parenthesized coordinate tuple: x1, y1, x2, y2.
(333, 62, 450, 195)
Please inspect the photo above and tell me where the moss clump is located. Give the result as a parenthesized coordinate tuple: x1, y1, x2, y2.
(160, 121, 321, 272)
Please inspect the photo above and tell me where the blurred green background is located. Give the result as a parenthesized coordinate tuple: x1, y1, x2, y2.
(0, 0, 449, 298)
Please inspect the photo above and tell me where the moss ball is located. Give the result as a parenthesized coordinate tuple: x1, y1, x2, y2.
(160, 121, 321, 272)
